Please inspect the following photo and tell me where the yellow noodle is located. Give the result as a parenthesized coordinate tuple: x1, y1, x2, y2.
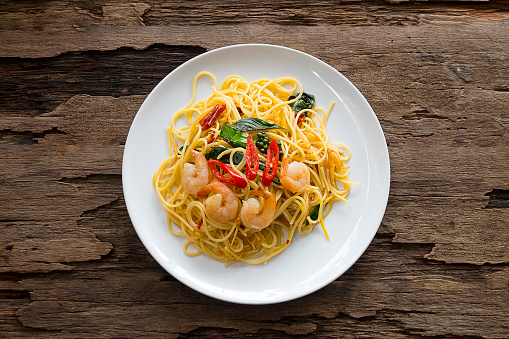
(153, 73, 353, 266)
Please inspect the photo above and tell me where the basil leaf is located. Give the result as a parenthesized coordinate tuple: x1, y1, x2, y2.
(230, 117, 287, 132)
(306, 203, 326, 225)
(288, 92, 315, 112)
(177, 145, 189, 154)
(205, 146, 244, 165)
(219, 124, 249, 148)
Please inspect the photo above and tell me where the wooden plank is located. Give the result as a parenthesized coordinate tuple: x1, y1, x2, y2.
(0, 1, 507, 36)
(12, 236, 509, 337)
(2, 21, 509, 58)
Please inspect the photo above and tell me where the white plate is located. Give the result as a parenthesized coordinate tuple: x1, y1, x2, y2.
(122, 44, 390, 304)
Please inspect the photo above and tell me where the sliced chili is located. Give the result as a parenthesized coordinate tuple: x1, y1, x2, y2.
(262, 139, 279, 186)
(245, 135, 259, 180)
(206, 132, 216, 143)
(196, 218, 203, 230)
(207, 159, 247, 189)
(199, 104, 226, 130)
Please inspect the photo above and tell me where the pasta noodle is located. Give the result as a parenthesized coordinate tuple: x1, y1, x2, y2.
(153, 72, 354, 266)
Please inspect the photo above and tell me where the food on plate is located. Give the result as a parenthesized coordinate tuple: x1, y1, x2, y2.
(153, 72, 354, 265)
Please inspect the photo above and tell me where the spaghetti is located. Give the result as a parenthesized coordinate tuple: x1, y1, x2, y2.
(153, 72, 354, 266)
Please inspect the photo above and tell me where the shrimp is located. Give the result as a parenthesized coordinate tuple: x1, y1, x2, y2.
(196, 181, 239, 223)
(240, 187, 276, 230)
(279, 157, 310, 193)
(182, 150, 210, 195)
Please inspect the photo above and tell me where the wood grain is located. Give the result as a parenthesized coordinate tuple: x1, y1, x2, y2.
(1, 0, 508, 337)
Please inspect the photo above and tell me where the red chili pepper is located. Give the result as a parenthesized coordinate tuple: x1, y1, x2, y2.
(196, 218, 203, 230)
(206, 133, 216, 143)
(199, 104, 226, 130)
(262, 139, 279, 186)
(245, 135, 259, 180)
(297, 115, 306, 124)
(207, 159, 247, 188)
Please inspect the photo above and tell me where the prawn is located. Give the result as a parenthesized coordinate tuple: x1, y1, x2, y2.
(280, 157, 310, 193)
(240, 187, 276, 230)
(182, 150, 210, 195)
(196, 181, 239, 223)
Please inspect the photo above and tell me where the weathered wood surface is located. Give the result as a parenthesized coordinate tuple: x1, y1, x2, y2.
(1, 1, 508, 337)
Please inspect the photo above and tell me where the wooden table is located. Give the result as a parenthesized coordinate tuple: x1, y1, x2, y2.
(1, 1, 508, 337)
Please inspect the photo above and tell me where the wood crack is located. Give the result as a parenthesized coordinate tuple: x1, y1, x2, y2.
(56, 173, 121, 186)
(0, 44, 206, 116)
(0, 219, 37, 223)
(424, 252, 509, 266)
(0, 127, 66, 144)
(484, 189, 509, 209)
(492, 85, 509, 92)
(402, 108, 452, 121)
(0, 290, 30, 299)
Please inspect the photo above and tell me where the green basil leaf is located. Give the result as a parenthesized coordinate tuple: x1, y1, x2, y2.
(288, 92, 315, 112)
(306, 203, 326, 225)
(177, 145, 189, 154)
(205, 146, 244, 165)
(219, 124, 249, 148)
(230, 117, 288, 132)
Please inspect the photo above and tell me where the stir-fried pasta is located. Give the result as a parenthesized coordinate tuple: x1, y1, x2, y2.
(153, 72, 353, 266)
